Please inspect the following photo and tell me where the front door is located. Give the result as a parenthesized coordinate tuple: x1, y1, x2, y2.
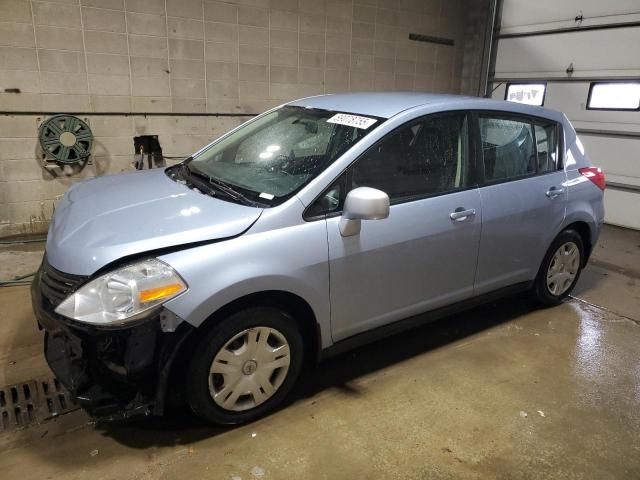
(323, 112, 483, 341)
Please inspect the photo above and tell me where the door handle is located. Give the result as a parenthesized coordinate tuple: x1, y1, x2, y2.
(450, 208, 476, 222)
(545, 187, 565, 199)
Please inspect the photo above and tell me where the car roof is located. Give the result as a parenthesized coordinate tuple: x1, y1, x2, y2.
(286, 92, 563, 121)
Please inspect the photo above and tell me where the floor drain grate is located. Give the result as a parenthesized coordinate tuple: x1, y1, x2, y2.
(0, 377, 79, 433)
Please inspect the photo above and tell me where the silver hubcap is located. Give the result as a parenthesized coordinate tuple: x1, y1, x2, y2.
(209, 327, 291, 412)
(546, 241, 580, 296)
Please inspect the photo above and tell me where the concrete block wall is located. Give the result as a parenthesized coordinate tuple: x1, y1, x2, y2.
(0, 114, 251, 235)
(0, 0, 473, 237)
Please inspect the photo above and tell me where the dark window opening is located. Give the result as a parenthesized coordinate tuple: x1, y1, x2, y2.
(133, 135, 165, 170)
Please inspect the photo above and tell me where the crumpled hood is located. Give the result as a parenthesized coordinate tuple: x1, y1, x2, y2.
(46, 168, 262, 275)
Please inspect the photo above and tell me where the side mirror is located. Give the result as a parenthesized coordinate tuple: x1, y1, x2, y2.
(339, 187, 390, 237)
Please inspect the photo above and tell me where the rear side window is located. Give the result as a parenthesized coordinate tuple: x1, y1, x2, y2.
(479, 115, 560, 183)
(352, 113, 470, 202)
(479, 117, 535, 182)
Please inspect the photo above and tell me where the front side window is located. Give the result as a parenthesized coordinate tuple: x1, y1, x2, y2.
(185, 106, 381, 205)
(479, 116, 536, 182)
(351, 113, 470, 202)
(305, 177, 345, 218)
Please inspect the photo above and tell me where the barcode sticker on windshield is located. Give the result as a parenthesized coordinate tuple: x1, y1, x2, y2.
(327, 113, 377, 130)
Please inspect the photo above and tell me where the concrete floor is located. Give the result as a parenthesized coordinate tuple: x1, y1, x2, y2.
(0, 226, 639, 479)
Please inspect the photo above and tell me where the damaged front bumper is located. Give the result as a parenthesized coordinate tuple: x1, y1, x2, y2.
(31, 263, 193, 421)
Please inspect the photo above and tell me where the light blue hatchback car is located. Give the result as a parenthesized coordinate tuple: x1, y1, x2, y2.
(32, 93, 605, 424)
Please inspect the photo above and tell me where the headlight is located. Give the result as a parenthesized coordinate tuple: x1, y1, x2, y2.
(55, 259, 187, 326)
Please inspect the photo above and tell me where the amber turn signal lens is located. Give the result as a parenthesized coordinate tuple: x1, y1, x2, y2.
(139, 283, 184, 303)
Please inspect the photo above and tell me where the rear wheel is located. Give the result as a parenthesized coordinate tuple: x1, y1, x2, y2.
(186, 306, 304, 425)
(532, 229, 584, 306)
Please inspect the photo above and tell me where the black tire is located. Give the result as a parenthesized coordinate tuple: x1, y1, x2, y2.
(186, 306, 304, 425)
(532, 229, 584, 307)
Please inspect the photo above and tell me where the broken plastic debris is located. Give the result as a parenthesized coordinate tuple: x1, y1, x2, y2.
(89, 449, 99, 457)
(537, 410, 546, 417)
(519, 411, 528, 418)
(251, 432, 257, 438)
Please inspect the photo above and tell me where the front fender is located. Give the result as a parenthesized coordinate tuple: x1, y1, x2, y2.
(158, 220, 332, 348)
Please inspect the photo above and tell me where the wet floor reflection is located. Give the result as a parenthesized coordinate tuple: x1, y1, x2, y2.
(572, 302, 605, 382)
(570, 301, 640, 426)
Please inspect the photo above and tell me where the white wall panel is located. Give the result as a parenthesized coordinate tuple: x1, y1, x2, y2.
(501, 0, 640, 30)
(546, 83, 640, 125)
(579, 135, 640, 185)
(602, 190, 640, 230)
(495, 28, 640, 77)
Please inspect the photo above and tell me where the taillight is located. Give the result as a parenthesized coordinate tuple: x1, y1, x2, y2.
(579, 167, 606, 191)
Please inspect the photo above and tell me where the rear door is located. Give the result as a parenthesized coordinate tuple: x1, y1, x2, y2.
(473, 112, 567, 295)
(313, 112, 483, 341)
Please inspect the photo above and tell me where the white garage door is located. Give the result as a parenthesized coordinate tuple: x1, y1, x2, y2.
(488, 0, 640, 230)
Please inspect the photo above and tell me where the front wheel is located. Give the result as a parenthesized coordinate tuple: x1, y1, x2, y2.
(185, 307, 304, 425)
(532, 229, 584, 307)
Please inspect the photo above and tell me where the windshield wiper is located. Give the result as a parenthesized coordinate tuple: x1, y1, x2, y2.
(208, 177, 256, 206)
(184, 164, 258, 206)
